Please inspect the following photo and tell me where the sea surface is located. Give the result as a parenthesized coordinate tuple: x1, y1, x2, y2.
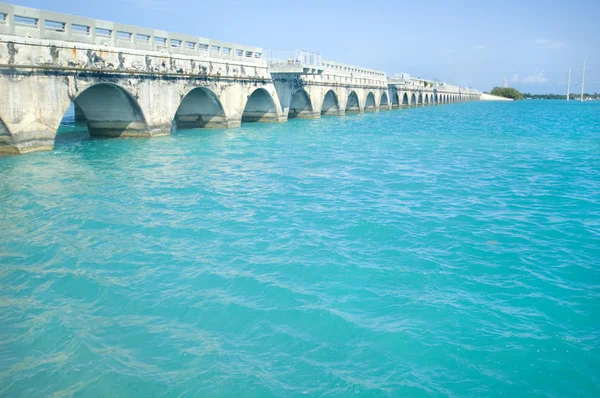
(1, 100, 599, 397)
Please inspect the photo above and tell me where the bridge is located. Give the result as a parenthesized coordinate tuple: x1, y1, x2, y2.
(0, 3, 481, 155)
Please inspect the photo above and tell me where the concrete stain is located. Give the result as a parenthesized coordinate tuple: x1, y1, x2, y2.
(7, 43, 18, 65)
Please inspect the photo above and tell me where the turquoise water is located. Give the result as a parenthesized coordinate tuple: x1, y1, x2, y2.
(1, 100, 599, 397)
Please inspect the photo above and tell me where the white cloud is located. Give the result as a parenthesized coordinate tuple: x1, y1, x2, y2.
(522, 71, 548, 84)
(511, 72, 548, 84)
(534, 38, 567, 50)
(473, 45, 486, 51)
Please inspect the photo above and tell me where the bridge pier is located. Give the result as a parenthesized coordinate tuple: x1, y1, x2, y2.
(74, 104, 86, 122)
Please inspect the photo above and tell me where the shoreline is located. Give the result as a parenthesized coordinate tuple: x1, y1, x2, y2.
(480, 93, 513, 101)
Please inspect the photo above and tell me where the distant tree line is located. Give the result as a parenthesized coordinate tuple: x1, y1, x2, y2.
(487, 88, 600, 101)
(522, 93, 600, 100)
(490, 87, 524, 100)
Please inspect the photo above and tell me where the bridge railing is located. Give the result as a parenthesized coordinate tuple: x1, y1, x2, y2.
(0, 3, 264, 64)
(321, 60, 387, 81)
(265, 49, 322, 68)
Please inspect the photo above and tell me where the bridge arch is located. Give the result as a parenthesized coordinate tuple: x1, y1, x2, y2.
(321, 90, 340, 116)
(60, 83, 149, 139)
(242, 88, 278, 123)
(434, 92, 438, 104)
(418, 92, 423, 106)
(380, 92, 389, 110)
(402, 92, 410, 106)
(424, 94, 429, 105)
(410, 93, 416, 106)
(365, 92, 377, 112)
(346, 91, 360, 114)
(173, 87, 227, 129)
(288, 89, 314, 119)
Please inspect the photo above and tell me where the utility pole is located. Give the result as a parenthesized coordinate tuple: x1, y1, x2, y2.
(580, 61, 586, 102)
(567, 68, 571, 101)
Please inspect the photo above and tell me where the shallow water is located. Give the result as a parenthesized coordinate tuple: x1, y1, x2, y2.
(1, 100, 600, 397)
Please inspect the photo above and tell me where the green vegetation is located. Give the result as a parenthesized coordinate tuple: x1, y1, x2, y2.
(486, 90, 600, 101)
(490, 87, 524, 100)
(523, 93, 600, 100)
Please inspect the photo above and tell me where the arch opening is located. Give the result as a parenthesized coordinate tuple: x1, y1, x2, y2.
(410, 93, 416, 106)
(345, 91, 360, 114)
(434, 93, 438, 104)
(321, 90, 340, 116)
(56, 83, 149, 145)
(418, 93, 423, 106)
(424, 95, 429, 105)
(173, 87, 227, 129)
(402, 93, 409, 107)
(364, 92, 377, 112)
(391, 92, 400, 109)
(242, 88, 278, 123)
(288, 89, 314, 119)
(380, 92, 389, 110)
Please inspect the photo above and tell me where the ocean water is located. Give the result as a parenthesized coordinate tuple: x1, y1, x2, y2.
(1, 100, 599, 397)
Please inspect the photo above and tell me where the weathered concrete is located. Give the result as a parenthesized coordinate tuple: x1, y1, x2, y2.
(0, 3, 481, 155)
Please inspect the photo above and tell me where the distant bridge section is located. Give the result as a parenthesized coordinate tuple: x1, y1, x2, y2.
(269, 55, 390, 119)
(388, 74, 480, 107)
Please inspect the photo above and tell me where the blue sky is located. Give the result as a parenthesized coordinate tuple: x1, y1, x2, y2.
(12, 0, 600, 93)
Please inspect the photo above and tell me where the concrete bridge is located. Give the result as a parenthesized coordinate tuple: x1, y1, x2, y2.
(0, 3, 481, 155)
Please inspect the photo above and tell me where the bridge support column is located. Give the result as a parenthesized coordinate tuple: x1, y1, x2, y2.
(321, 107, 345, 117)
(0, 126, 56, 155)
(85, 120, 169, 139)
(287, 109, 320, 119)
(0, 73, 67, 154)
(174, 116, 239, 129)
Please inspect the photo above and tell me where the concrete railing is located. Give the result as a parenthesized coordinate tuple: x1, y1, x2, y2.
(267, 49, 321, 67)
(388, 78, 431, 90)
(266, 49, 322, 68)
(322, 60, 387, 81)
(0, 3, 264, 64)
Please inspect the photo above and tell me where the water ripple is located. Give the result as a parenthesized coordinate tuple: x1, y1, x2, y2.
(1, 101, 600, 397)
